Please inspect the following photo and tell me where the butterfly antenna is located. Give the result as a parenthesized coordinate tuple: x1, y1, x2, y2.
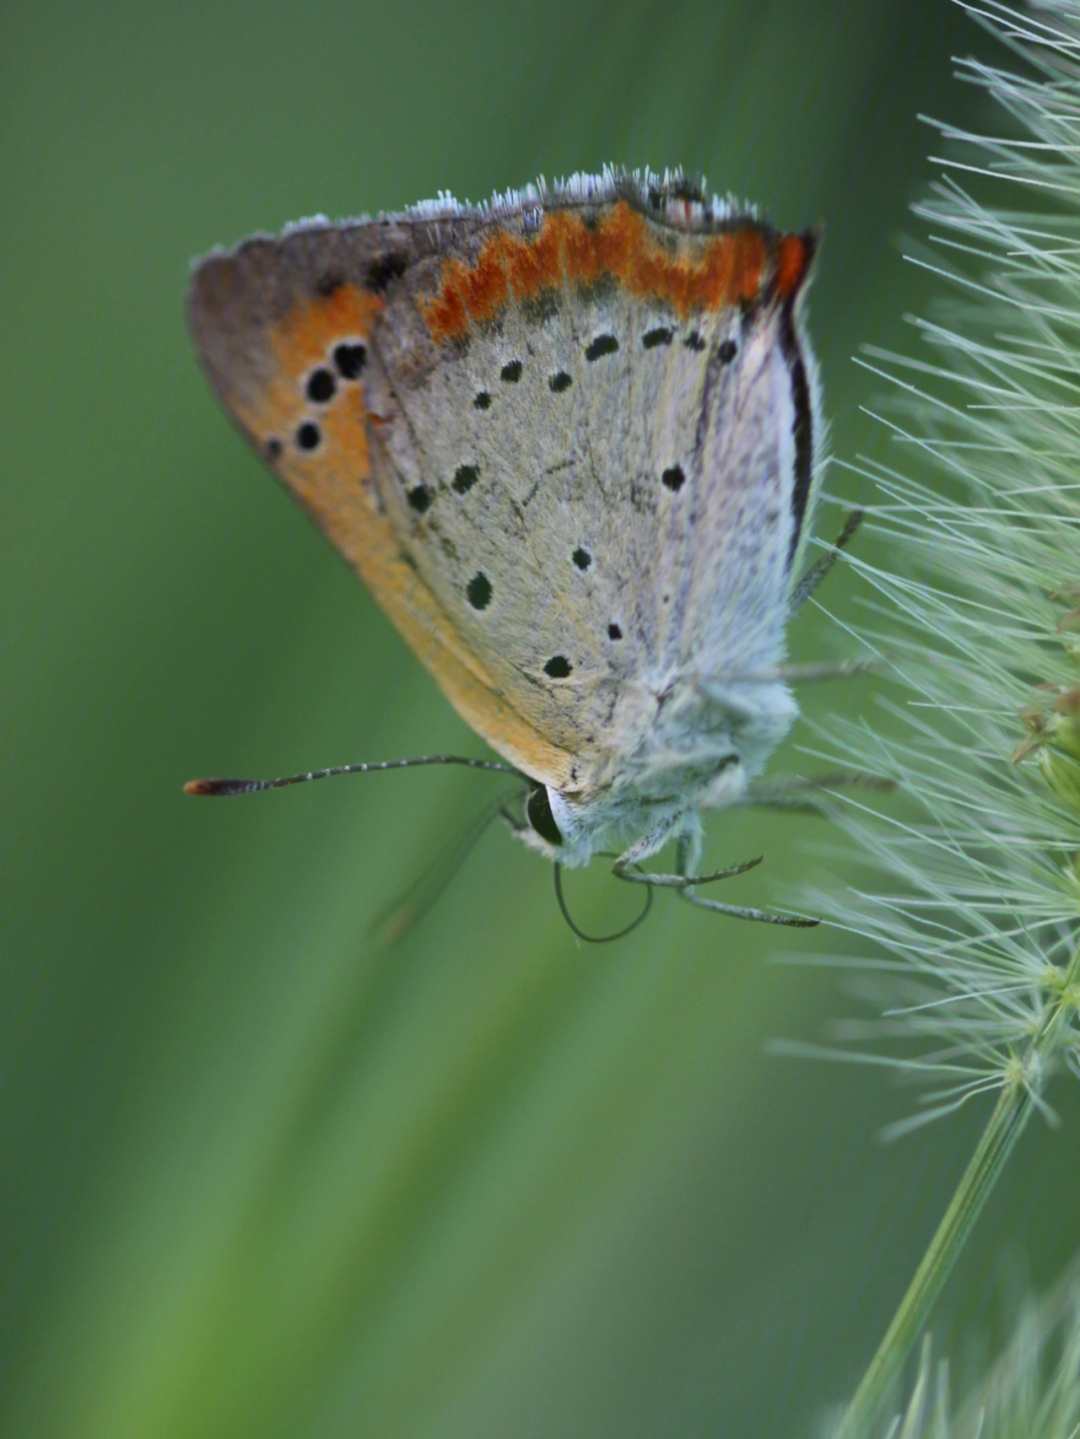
(184, 755, 520, 796)
(369, 787, 524, 947)
(553, 863, 653, 943)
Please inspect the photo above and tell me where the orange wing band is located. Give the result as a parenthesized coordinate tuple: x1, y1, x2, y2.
(423, 201, 805, 345)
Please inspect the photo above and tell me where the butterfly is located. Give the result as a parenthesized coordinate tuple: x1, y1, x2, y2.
(186, 168, 859, 935)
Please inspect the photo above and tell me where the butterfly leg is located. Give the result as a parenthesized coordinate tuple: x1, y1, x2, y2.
(676, 886, 819, 926)
(675, 827, 701, 890)
(789, 507, 864, 610)
(733, 770, 896, 814)
(611, 832, 818, 927)
(612, 822, 762, 891)
(611, 850, 764, 890)
(674, 830, 818, 926)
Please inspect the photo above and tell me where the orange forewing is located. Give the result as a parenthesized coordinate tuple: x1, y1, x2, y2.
(192, 266, 577, 790)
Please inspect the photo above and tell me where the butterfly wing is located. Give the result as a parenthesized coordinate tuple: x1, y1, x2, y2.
(188, 174, 818, 803)
(360, 181, 817, 793)
(187, 216, 578, 790)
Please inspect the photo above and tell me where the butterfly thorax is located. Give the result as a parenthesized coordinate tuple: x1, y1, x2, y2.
(523, 672, 799, 867)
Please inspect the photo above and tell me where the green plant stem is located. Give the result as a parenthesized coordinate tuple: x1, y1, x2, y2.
(835, 1080, 1031, 1439)
(836, 943, 1080, 1439)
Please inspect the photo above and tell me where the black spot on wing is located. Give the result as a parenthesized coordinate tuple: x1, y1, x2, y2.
(585, 334, 619, 361)
(365, 250, 409, 292)
(296, 421, 321, 452)
(642, 326, 673, 349)
(466, 572, 492, 610)
(522, 289, 559, 324)
(501, 359, 523, 383)
(549, 371, 572, 393)
(453, 464, 479, 494)
(333, 342, 367, 379)
(544, 655, 572, 678)
(576, 274, 617, 306)
(306, 367, 336, 403)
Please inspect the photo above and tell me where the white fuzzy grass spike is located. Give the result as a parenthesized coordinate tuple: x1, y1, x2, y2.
(795, 0, 1080, 1139)
(815, 8, 1080, 1434)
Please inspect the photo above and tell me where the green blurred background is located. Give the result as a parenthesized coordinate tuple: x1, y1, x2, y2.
(3, 1, 1078, 1435)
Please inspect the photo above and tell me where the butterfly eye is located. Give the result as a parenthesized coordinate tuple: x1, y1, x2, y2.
(526, 785, 563, 847)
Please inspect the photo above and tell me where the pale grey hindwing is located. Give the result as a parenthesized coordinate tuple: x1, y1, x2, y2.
(362, 223, 803, 767)
(675, 301, 804, 683)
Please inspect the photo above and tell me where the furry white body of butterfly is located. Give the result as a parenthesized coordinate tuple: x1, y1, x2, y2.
(188, 167, 824, 890)
(536, 675, 799, 868)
